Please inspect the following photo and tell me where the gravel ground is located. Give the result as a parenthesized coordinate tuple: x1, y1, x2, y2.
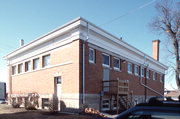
(0, 104, 108, 119)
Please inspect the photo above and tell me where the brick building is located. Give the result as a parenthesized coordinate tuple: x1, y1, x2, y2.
(4, 17, 167, 112)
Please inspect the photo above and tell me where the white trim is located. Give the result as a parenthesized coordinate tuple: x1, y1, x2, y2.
(12, 61, 73, 77)
(5, 17, 167, 74)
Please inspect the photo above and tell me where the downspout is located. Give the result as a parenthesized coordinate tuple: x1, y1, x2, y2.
(82, 21, 89, 104)
(140, 55, 163, 102)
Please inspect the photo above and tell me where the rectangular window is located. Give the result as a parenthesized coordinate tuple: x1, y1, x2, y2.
(55, 76, 61, 84)
(153, 72, 157, 80)
(160, 74, 164, 83)
(25, 61, 31, 72)
(102, 99, 110, 111)
(12, 66, 16, 75)
(43, 55, 50, 67)
(89, 48, 95, 63)
(18, 63, 23, 73)
(113, 57, 120, 70)
(128, 63, 132, 74)
(33, 58, 40, 70)
(141, 67, 145, 77)
(134, 65, 139, 76)
(102, 53, 110, 67)
(146, 69, 150, 79)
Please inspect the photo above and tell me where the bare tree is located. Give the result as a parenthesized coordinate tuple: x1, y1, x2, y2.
(150, 0, 180, 89)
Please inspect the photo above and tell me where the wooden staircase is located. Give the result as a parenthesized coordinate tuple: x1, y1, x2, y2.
(102, 79, 130, 113)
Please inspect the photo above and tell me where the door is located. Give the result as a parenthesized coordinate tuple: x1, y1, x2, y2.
(103, 68, 110, 92)
(54, 76, 61, 111)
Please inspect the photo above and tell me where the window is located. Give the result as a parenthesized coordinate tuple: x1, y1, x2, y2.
(141, 67, 145, 77)
(102, 53, 110, 67)
(128, 63, 132, 74)
(25, 61, 31, 72)
(134, 65, 139, 76)
(113, 57, 120, 70)
(18, 63, 23, 73)
(43, 55, 50, 67)
(33, 58, 40, 70)
(153, 72, 157, 80)
(102, 99, 110, 111)
(146, 69, 150, 79)
(12, 66, 16, 75)
(55, 76, 61, 84)
(89, 48, 95, 63)
(160, 74, 164, 83)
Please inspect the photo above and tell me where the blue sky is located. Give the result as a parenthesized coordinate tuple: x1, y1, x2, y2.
(0, 0, 177, 89)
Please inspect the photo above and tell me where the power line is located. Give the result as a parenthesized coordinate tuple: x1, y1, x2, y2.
(100, 0, 157, 26)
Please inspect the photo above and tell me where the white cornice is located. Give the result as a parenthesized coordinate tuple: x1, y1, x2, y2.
(4, 17, 168, 72)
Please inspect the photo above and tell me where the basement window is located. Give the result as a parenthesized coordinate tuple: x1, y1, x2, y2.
(102, 99, 110, 111)
(12, 66, 16, 75)
(25, 61, 31, 72)
(127, 63, 132, 74)
(18, 63, 23, 73)
(113, 57, 120, 70)
(102, 53, 110, 67)
(89, 48, 95, 63)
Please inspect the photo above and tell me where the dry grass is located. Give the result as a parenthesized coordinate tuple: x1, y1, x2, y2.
(0, 104, 106, 119)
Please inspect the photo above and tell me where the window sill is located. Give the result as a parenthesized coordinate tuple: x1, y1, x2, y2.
(114, 67, 120, 72)
(89, 61, 95, 64)
(128, 71, 133, 74)
(135, 73, 139, 76)
(102, 64, 110, 68)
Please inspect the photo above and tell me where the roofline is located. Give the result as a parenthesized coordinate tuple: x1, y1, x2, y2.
(4, 17, 82, 59)
(4, 17, 168, 70)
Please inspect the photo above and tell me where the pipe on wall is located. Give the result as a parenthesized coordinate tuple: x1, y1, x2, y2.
(82, 21, 89, 104)
(140, 55, 163, 102)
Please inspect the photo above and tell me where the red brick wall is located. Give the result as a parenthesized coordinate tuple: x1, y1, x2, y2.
(11, 40, 81, 95)
(85, 43, 164, 96)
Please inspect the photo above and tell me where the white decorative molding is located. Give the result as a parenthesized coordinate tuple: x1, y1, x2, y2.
(5, 17, 167, 74)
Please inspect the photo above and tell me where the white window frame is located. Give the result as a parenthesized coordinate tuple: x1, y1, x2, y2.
(25, 61, 31, 72)
(102, 99, 110, 111)
(127, 62, 132, 74)
(141, 67, 145, 77)
(134, 65, 139, 76)
(153, 71, 156, 80)
(88, 48, 95, 63)
(33, 58, 40, 70)
(18, 63, 23, 74)
(102, 53, 110, 67)
(113, 57, 120, 70)
(43, 55, 50, 67)
(146, 69, 150, 79)
(12, 65, 16, 75)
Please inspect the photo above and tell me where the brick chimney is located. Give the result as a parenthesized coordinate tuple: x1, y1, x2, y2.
(152, 40, 160, 61)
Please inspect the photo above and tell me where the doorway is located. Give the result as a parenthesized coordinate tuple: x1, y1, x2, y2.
(54, 76, 61, 111)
